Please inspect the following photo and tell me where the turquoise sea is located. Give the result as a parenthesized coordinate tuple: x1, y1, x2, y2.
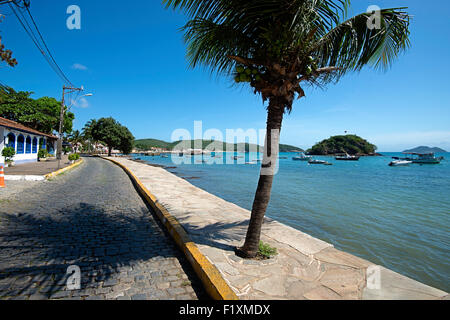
(134, 152, 450, 292)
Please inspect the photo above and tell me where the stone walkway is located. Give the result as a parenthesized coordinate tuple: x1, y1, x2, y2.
(0, 157, 206, 300)
(107, 157, 448, 300)
(4, 155, 71, 176)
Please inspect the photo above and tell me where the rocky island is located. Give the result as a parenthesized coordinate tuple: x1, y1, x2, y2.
(307, 135, 378, 156)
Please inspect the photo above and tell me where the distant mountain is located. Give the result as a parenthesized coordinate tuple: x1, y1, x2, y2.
(402, 146, 447, 153)
(134, 139, 303, 153)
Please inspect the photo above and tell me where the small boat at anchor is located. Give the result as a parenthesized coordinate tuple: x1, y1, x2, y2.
(389, 160, 412, 167)
(403, 153, 443, 164)
(308, 159, 333, 165)
(293, 152, 312, 161)
(335, 153, 360, 161)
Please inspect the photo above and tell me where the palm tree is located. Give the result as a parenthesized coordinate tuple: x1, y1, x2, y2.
(164, 0, 411, 258)
(82, 119, 97, 153)
(68, 130, 83, 153)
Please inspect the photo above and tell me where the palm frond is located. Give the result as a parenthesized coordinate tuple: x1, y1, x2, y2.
(313, 7, 411, 78)
(166, 0, 352, 75)
(182, 18, 256, 74)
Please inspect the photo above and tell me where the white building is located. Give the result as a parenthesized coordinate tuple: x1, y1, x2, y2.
(0, 117, 58, 165)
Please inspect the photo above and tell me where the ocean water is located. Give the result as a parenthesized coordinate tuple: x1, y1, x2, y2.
(134, 152, 450, 292)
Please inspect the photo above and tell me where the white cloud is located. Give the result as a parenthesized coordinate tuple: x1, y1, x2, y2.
(71, 97, 89, 109)
(71, 63, 88, 71)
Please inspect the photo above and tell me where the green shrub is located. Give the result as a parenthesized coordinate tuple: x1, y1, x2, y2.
(258, 241, 277, 259)
(68, 153, 80, 161)
(2, 147, 15, 163)
(38, 149, 47, 159)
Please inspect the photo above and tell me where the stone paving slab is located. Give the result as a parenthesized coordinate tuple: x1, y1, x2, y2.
(107, 157, 448, 300)
(0, 157, 206, 300)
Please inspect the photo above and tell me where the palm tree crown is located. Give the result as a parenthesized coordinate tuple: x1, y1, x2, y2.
(165, 0, 410, 111)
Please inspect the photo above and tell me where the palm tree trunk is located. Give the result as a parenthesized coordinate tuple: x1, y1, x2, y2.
(237, 99, 285, 258)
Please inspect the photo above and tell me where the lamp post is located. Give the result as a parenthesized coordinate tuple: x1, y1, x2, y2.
(57, 86, 92, 169)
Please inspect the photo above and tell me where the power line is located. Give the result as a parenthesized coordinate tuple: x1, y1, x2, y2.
(7, 0, 74, 87)
(24, 4, 74, 87)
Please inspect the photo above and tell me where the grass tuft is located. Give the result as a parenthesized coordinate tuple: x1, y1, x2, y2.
(258, 241, 277, 259)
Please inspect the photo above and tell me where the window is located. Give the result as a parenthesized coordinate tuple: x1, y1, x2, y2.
(6, 133, 15, 150)
(39, 138, 46, 150)
(17, 135, 24, 154)
(47, 140, 54, 154)
(32, 137, 38, 153)
(26, 136, 32, 154)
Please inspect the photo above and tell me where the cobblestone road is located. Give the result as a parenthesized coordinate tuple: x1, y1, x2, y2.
(0, 157, 207, 300)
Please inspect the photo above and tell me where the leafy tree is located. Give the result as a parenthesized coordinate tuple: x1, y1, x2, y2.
(308, 135, 377, 155)
(0, 86, 74, 134)
(0, 15, 17, 67)
(165, 0, 411, 258)
(91, 117, 135, 156)
(119, 127, 135, 155)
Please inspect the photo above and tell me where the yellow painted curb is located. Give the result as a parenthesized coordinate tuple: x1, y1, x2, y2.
(44, 159, 84, 180)
(103, 157, 239, 301)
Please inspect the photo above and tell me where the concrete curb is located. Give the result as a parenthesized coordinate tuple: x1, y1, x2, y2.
(44, 159, 84, 180)
(102, 156, 239, 301)
(5, 175, 45, 181)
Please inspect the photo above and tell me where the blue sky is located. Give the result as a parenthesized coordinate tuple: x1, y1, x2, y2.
(1, 0, 449, 151)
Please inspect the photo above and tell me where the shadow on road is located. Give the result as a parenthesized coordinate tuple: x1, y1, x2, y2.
(0, 202, 206, 299)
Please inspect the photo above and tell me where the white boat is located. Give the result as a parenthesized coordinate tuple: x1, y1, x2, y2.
(293, 152, 312, 161)
(308, 159, 332, 165)
(389, 160, 412, 167)
(335, 153, 360, 161)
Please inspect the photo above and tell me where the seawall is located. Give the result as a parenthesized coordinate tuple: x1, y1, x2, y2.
(105, 156, 448, 300)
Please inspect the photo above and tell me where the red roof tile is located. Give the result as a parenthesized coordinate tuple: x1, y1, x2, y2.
(0, 117, 58, 139)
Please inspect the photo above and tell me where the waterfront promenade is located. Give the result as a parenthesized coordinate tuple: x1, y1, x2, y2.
(107, 157, 448, 300)
(0, 157, 205, 300)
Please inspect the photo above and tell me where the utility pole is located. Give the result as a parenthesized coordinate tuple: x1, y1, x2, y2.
(57, 85, 83, 169)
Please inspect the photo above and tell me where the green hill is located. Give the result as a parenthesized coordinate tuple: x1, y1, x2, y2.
(134, 139, 303, 153)
(279, 144, 304, 152)
(307, 135, 377, 155)
(134, 139, 173, 150)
